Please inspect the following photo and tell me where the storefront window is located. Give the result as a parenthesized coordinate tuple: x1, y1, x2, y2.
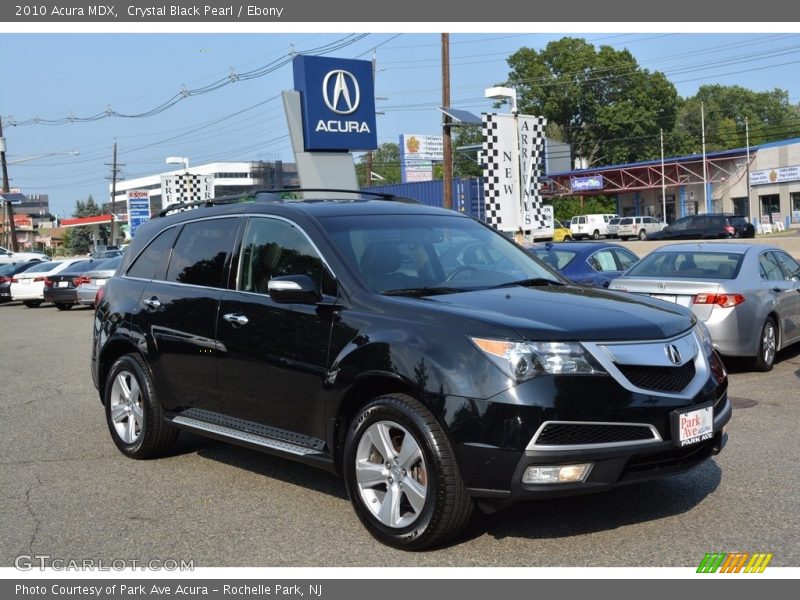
(759, 194, 780, 223)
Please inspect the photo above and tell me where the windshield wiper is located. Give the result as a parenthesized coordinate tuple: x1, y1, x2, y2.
(382, 286, 465, 297)
(488, 277, 565, 289)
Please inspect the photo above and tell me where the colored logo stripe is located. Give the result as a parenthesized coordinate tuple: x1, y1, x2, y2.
(697, 552, 773, 573)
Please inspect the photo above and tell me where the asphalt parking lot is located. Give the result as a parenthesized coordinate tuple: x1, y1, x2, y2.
(1, 301, 799, 568)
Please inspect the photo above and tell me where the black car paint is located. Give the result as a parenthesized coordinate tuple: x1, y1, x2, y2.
(92, 200, 729, 500)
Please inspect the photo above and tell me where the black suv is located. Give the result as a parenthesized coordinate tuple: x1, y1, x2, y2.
(92, 192, 730, 550)
(647, 213, 755, 240)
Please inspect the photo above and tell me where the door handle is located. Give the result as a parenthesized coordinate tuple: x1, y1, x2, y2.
(223, 313, 249, 327)
(142, 297, 161, 310)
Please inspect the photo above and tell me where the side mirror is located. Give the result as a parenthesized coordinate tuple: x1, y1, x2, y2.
(268, 275, 322, 305)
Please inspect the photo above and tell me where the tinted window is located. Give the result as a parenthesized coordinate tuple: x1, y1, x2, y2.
(759, 252, 785, 281)
(20, 261, 58, 273)
(619, 218, 633, 225)
(611, 248, 639, 271)
(587, 250, 618, 272)
(773, 251, 800, 279)
(126, 227, 178, 280)
(166, 218, 239, 288)
(60, 260, 96, 274)
(532, 248, 578, 270)
(238, 217, 335, 295)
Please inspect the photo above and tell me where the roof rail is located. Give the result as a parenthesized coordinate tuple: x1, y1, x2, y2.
(155, 188, 420, 218)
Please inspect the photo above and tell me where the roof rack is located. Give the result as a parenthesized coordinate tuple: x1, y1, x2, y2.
(155, 188, 420, 218)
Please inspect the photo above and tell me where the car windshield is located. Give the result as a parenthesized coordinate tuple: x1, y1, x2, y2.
(529, 248, 578, 270)
(61, 260, 96, 274)
(625, 251, 744, 279)
(322, 214, 561, 294)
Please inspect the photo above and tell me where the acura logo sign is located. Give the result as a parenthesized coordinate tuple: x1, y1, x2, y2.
(665, 344, 682, 365)
(322, 70, 360, 115)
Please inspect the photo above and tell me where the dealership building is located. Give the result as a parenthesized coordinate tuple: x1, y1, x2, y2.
(546, 137, 800, 225)
(109, 160, 299, 215)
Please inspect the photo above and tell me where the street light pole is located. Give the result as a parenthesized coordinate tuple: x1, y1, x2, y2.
(0, 116, 19, 251)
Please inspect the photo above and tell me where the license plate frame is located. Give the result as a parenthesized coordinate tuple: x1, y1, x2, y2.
(671, 402, 714, 447)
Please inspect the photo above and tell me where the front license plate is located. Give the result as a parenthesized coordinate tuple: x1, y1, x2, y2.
(651, 293, 677, 303)
(672, 403, 714, 447)
(58, 281, 68, 288)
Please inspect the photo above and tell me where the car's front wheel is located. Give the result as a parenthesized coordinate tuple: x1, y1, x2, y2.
(104, 354, 178, 458)
(23, 300, 42, 308)
(638, 229, 647, 240)
(55, 303, 72, 311)
(752, 318, 777, 372)
(343, 394, 473, 550)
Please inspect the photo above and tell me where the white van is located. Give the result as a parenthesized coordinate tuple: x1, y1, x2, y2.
(569, 214, 619, 240)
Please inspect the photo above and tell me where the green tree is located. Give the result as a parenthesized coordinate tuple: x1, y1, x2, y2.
(504, 37, 681, 166)
(452, 126, 483, 178)
(549, 196, 617, 223)
(68, 195, 106, 255)
(676, 85, 797, 152)
(356, 143, 402, 187)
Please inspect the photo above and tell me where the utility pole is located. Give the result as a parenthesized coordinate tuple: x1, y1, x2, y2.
(745, 117, 752, 222)
(366, 52, 376, 187)
(701, 101, 709, 214)
(441, 33, 453, 209)
(105, 141, 123, 246)
(660, 129, 667, 223)
(0, 116, 19, 251)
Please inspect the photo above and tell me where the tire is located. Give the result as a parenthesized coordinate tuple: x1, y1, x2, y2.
(592, 230, 600, 240)
(104, 353, 178, 459)
(563, 236, 572, 242)
(638, 229, 647, 241)
(752, 318, 777, 372)
(55, 303, 73, 311)
(343, 394, 474, 550)
(23, 300, 42, 308)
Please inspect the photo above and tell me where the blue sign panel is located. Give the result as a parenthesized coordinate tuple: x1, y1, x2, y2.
(126, 191, 151, 238)
(571, 175, 604, 191)
(293, 55, 377, 151)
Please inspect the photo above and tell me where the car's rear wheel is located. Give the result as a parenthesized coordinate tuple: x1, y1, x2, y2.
(563, 236, 572, 242)
(23, 300, 42, 308)
(752, 318, 777, 372)
(104, 354, 178, 458)
(55, 303, 72, 311)
(343, 394, 473, 550)
(592, 230, 600, 240)
(638, 229, 647, 240)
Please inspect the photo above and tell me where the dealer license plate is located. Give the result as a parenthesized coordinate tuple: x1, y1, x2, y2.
(92, 278, 107, 286)
(58, 281, 68, 288)
(672, 403, 714, 447)
(651, 293, 677, 303)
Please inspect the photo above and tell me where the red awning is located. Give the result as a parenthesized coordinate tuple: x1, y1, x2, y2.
(60, 214, 115, 228)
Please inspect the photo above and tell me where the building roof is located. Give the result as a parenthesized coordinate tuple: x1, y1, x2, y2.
(60, 214, 114, 228)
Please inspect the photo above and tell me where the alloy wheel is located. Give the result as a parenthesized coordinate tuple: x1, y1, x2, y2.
(109, 370, 143, 444)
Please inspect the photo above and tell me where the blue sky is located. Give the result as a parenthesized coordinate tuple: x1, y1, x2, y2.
(2, 31, 800, 216)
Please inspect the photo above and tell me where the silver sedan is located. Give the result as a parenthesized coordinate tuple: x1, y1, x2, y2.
(609, 243, 800, 371)
(76, 256, 122, 306)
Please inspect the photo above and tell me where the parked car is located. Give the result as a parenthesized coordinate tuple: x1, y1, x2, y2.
(527, 241, 640, 288)
(646, 214, 755, 241)
(10, 259, 88, 307)
(606, 217, 622, 239)
(42, 259, 97, 310)
(92, 192, 730, 550)
(552, 219, 572, 242)
(617, 216, 666, 240)
(76, 256, 123, 306)
(569, 213, 619, 240)
(609, 243, 800, 371)
(90, 248, 125, 259)
(0, 246, 49, 264)
(0, 261, 42, 303)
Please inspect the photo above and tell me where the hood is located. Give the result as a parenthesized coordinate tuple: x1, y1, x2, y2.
(419, 285, 693, 341)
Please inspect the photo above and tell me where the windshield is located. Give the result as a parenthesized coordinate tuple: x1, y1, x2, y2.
(625, 251, 744, 279)
(322, 214, 561, 294)
(20, 261, 58, 274)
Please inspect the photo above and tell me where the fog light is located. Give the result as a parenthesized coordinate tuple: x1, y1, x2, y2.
(522, 463, 593, 484)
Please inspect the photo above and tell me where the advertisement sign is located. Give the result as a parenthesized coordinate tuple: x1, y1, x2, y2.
(750, 165, 800, 185)
(792, 210, 800, 223)
(126, 190, 151, 237)
(399, 134, 442, 183)
(571, 175, 604, 191)
(517, 115, 552, 239)
(293, 55, 377, 152)
(482, 113, 520, 232)
(160, 173, 214, 208)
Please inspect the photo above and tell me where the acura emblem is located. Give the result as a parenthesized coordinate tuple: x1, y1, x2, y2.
(322, 70, 361, 115)
(657, 282, 666, 291)
(665, 344, 682, 365)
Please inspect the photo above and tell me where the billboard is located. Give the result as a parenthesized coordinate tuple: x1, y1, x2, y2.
(160, 173, 214, 208)
(400, 134, 442, 183)
(570, 175, 604, 191)
(293, 55, 377, 152)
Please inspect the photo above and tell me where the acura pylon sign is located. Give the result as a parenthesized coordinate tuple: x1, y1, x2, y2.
(293, 55, 377, 151)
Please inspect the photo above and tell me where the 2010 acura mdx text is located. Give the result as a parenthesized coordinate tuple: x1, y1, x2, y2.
(91, 192, 731, 550)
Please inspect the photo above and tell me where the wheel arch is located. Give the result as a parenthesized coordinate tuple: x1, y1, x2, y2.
(97, 338, 145, 404)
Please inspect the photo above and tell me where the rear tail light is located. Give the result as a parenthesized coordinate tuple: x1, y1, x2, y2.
(43, 277, 53, 287)
(34, 276, 45, 283)
(724, 225, 735, 235)
(94, 286, 105, 307)
(11, 277, 19, 283)
(693, 293, 745, 308)
(0, 276, 8, 284)
(74, 275, 91, 286)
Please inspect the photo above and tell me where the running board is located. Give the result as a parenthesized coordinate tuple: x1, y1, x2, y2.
(170, 412, 322, 457)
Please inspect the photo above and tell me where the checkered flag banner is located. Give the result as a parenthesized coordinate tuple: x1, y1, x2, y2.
(160, 173, 215, 208)
(481, 113, 519, 232)
(518, 116, 548, 231)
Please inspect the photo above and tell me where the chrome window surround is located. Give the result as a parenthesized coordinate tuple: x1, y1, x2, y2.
(526, 420, 662, 452)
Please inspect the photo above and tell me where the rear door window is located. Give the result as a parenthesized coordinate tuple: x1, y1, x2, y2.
(126, 227, 178, 280)
(772, 251, 800, 280)
(165, 218, 240, 288)
(758, 252, 784, 281)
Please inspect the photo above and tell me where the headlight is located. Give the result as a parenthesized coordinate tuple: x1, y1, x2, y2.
(470, 337, 606, 382)
(694, 320, 714, 356)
